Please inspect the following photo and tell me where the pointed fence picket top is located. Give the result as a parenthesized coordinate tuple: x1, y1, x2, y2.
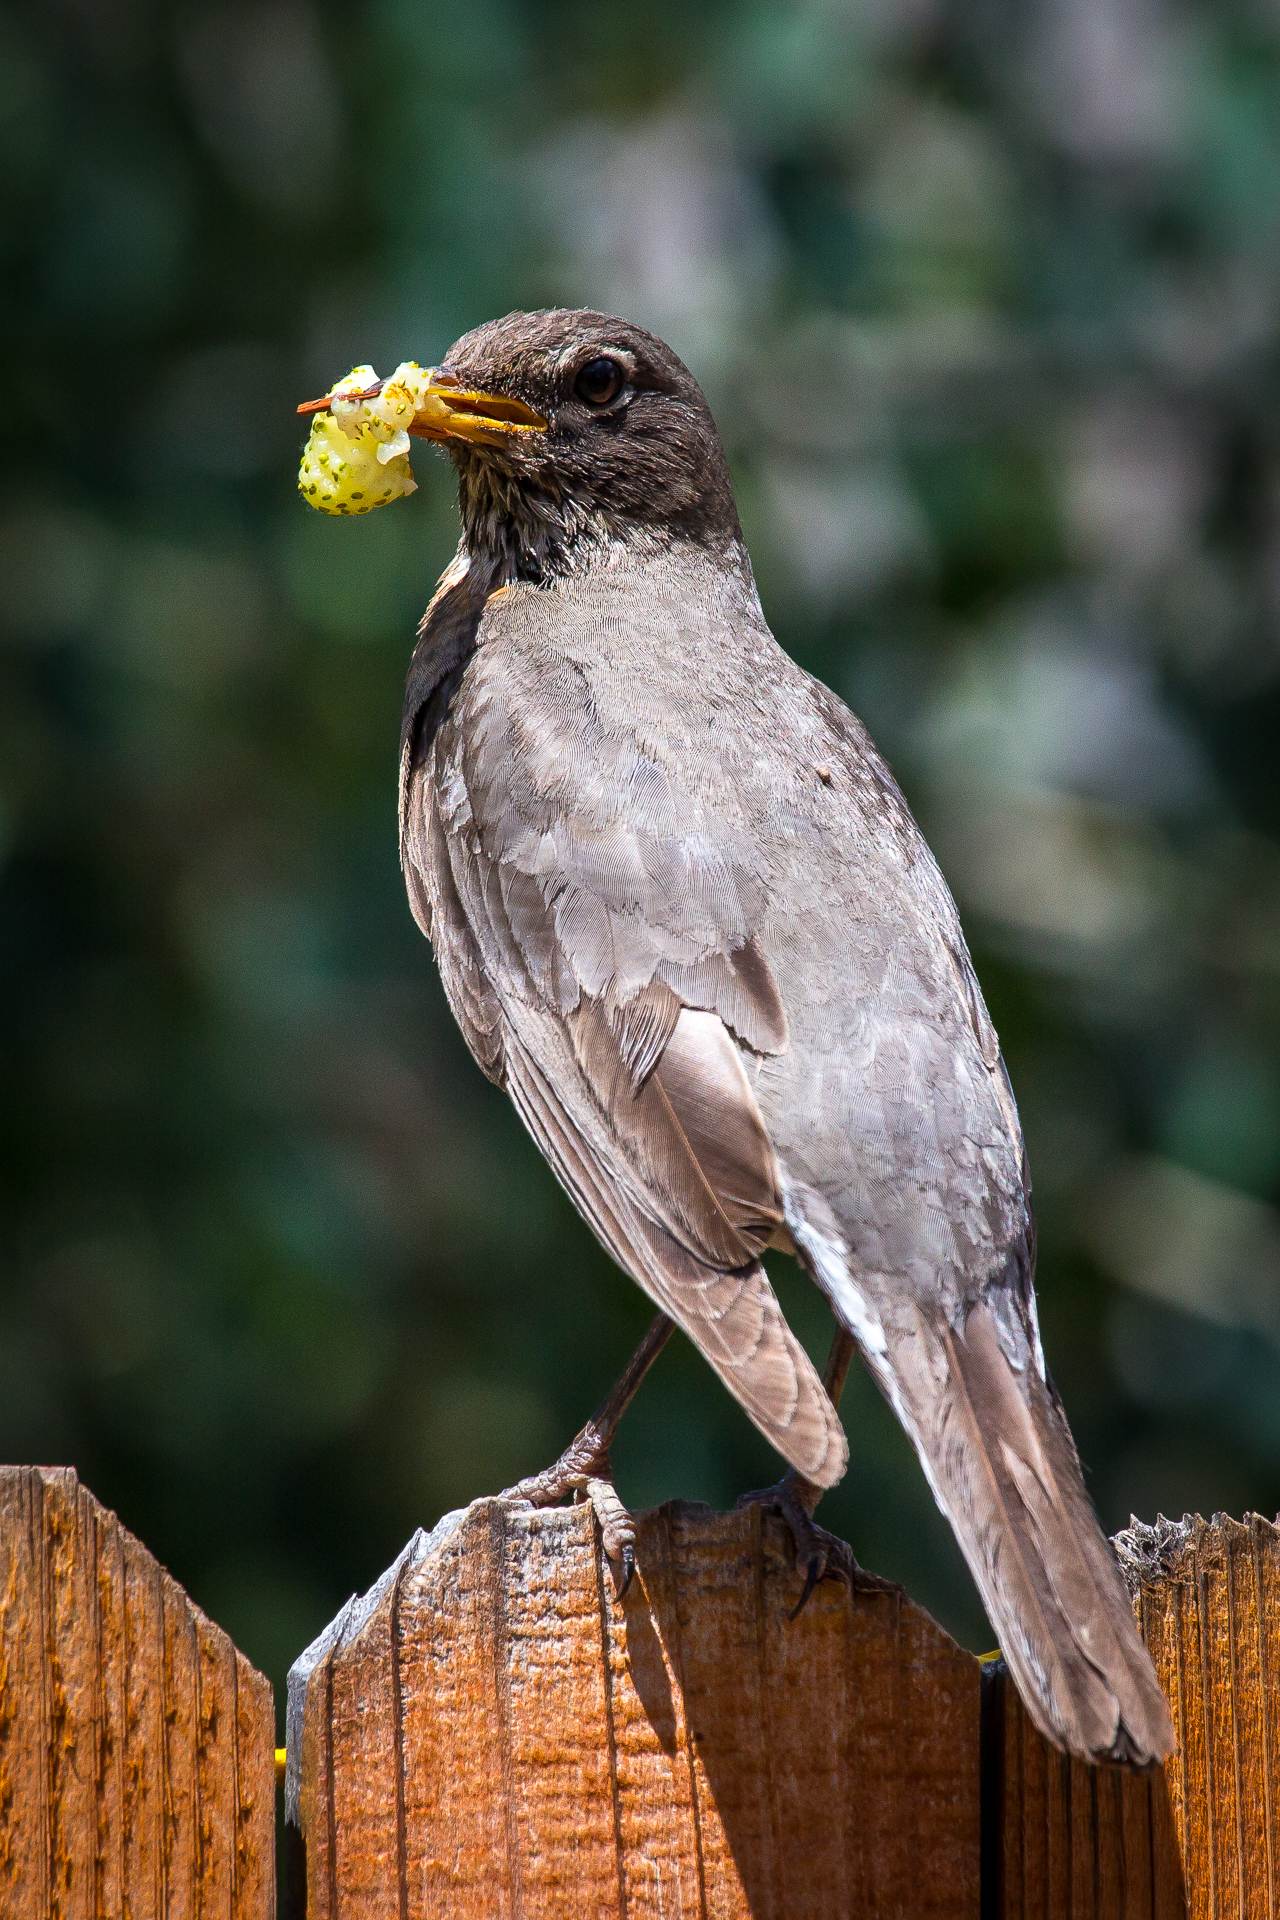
(286, 1497, 981, 1918)
(0, 1464, 276, 1920)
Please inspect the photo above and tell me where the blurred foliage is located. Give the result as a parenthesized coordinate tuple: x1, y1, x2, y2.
(3, 0, 1280, 1703)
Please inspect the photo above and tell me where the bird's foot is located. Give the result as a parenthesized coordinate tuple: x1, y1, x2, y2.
(501, 1424, 637, 1597)
(736, 1471, 872, 1618)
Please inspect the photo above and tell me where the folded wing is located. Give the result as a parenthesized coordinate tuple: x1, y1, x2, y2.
(401, 619, 846, 1487)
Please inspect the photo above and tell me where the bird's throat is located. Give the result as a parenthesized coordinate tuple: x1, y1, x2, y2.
(453, 452, 621, 585)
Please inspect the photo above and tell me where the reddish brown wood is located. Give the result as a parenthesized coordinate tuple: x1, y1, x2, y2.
(288, 1497, 981, 1919)
(994, 1669, 1188, 1917)
(1143, 1513, 1280, 1919)
(0, 1466, 275, 1919)
(996, 1512, 1280, 1917)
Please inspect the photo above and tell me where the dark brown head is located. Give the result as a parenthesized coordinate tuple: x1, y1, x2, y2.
(429, 309, 743, 579)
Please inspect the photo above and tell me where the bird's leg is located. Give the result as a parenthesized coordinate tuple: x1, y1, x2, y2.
(737, 1328, 882, 1615)
(501, 1313, 673, 1596)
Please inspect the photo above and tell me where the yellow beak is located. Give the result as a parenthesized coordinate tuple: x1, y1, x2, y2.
(296, 369, 546, 447)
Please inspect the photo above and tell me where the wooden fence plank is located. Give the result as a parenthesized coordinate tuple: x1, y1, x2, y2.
(1136, 1514, 1280, 1919)
(0, 1465, 275, 1920)
(993, 1664, 1187, 1917)
(287, 1496, 982, 1920)
(995, 1512, 1280, 1917)
(91, 1494, 127, 1920)
(120, 1527, 167, 1919)
(0, 1468, 46, 1903)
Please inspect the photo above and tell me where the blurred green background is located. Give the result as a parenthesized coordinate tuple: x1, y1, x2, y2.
(4, 0, 1280, 1710)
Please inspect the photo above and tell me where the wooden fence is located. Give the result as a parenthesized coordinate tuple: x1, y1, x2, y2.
(2, 1464, 1277, 1916)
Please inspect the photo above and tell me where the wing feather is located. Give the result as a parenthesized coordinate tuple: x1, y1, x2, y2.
(502, 1013, 845, 1486)
(400, 616, 845, 1485)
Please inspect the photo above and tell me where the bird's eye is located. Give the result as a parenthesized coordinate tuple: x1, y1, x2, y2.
(574, 356, 625, 408)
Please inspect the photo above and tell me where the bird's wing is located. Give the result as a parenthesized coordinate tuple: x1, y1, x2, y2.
(400, 612, 846, 1488)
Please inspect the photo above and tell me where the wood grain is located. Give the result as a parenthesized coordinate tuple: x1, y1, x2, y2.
(0, 1465, 275, 1919)
(287, 1497, 981, 1919)
(995, 1511, 1280, 1917)
(1139, 1513, 1280, 1919)
(991, 1662, 1187, 1917)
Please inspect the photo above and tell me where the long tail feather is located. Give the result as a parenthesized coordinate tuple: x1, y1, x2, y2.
(870, 1294, 1173, 1764)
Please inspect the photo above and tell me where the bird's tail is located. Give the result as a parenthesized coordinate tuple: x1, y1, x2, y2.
(867, 1292, 1174, 1765)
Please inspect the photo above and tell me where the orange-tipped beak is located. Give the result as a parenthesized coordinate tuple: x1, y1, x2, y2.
(295, 370, 547, 446)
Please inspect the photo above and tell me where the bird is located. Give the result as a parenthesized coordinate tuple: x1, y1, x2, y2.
(379, 307, 1173, 1767)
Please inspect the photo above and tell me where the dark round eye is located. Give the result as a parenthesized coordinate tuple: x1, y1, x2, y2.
(574, 355, 625, 408)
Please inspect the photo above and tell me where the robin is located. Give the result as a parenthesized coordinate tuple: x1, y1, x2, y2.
(364, 308, 1170, 1765)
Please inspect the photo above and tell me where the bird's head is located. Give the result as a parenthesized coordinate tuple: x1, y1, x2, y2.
(414, 309, 743, 580)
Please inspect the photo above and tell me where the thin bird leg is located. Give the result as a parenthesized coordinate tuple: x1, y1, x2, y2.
(501, 1313, 674, 1596)
(793, 1326, 857, 1511)
(824, 1325, 857, 1398)
(738, 1327, 883, 1616)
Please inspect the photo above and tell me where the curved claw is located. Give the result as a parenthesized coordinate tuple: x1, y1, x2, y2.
(738, 1471, 866, 1616)
(615, 1541, 637, 1600)
(583, 1473, 637, 1599)
(790, 1554, 824, 1621)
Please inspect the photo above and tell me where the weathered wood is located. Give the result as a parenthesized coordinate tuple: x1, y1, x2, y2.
(995, 1512, 1280, 1917)
(991, 1667, 1187, 1916)
(287, 1497, 981, 1919)
(0, 1465, 275, 1919)
(1140, 1513, 1280, 1919)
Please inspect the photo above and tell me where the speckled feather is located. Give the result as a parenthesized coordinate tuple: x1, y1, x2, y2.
(398, 309, 1173, 1766)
